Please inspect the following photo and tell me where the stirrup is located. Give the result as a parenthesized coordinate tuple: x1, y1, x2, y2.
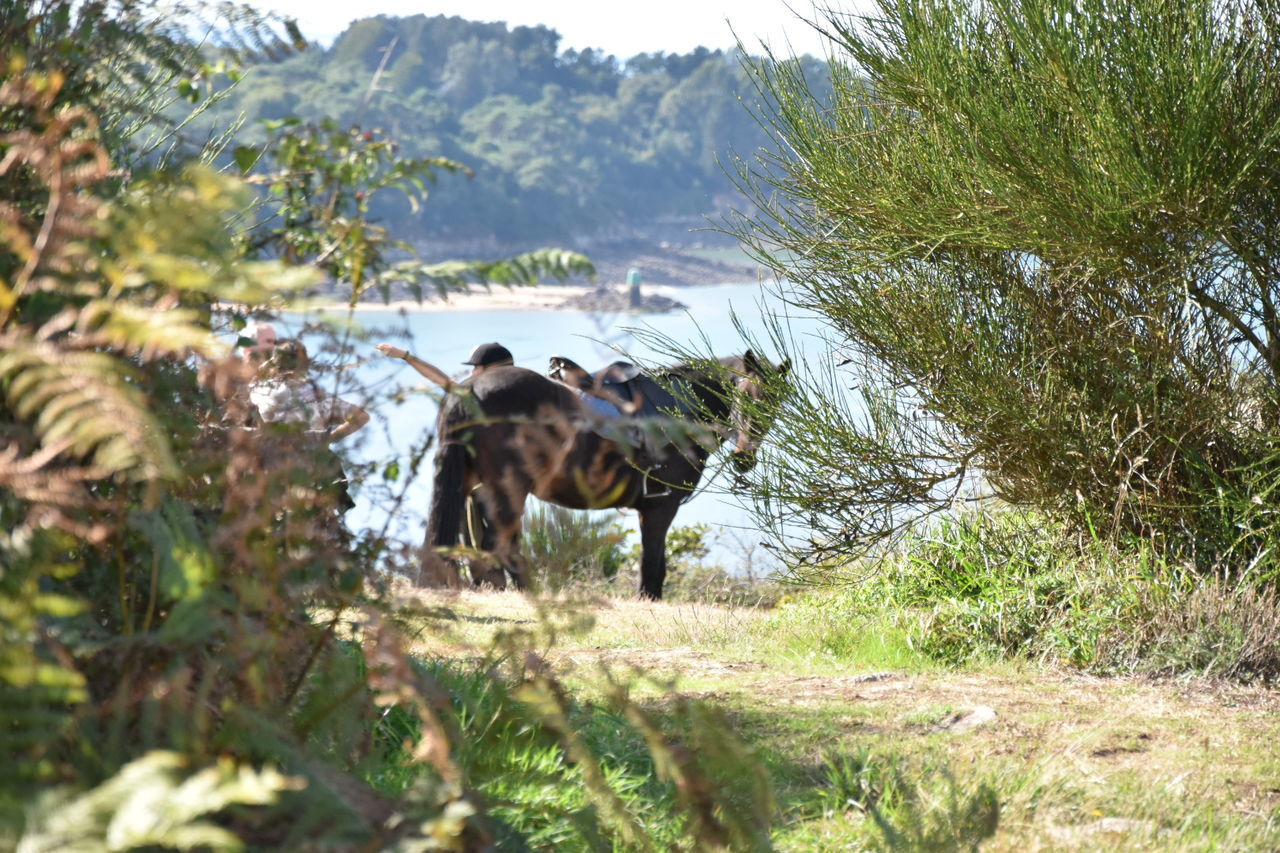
(642, 469, 671, 499)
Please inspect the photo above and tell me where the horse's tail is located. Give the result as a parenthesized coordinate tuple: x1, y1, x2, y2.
(420, 395, 471, 586)
(427, 439, 467, 551)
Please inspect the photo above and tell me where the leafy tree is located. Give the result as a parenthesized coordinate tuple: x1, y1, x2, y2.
(439, 38, 519, 108)
(730, 0, 1280, 570)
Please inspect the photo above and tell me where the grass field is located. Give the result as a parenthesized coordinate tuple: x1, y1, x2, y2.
(384, 584, 1280, 851)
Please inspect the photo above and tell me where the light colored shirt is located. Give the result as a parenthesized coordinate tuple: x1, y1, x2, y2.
(250, 378, 360, 432)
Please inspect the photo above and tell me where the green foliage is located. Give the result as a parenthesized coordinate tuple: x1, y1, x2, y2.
(241, 118, 466, 295)
(16, 752, 298, 853)
(731, 0, 1280, 571)
(813, 750, 1000, 852)
(0, 52, 358, 845)
(770, 509, 1280, 681)
(0, 0, 305, 179)
(357, 647, 777, 852)
(193, 13, 831, 242)
(521, 504, 630, 590)
(407, 248, 597, 296)
(0, 6, 780, 850)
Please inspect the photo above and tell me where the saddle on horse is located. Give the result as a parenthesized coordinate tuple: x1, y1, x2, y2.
(548, 356, 684, 417)
(548, 355, 679, 497)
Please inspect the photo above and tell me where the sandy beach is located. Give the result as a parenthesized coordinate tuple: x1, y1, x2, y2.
(301, 240, 766, 314)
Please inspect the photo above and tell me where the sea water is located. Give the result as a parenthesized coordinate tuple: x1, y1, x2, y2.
(285, 281, 828, 572)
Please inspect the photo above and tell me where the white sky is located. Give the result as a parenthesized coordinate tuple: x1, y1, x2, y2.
(248, 0, 864, 59)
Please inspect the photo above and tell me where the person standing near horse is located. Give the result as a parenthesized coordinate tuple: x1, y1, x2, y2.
(250, 338, 370, 513)
(237, 321, 278, 364)
(374, 340, 514, 388)
(462, 342, 514, 374)
(374, 341, 523, 576)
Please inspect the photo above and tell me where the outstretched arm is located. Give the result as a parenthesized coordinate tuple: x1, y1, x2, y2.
(376, 343, 454, 391)
(327, 405, 369, 442)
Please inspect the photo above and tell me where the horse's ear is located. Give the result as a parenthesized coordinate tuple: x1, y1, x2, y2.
(743, 349, 761, 374)
(778, 358, 791, 378)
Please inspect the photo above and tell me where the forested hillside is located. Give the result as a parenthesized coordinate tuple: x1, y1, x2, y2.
(196, 14, 828, 247)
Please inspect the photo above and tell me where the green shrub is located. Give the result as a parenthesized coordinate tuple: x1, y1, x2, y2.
(733, 0, 1280, 572)
(771, 509, 1280, 681)
(811, 749, 999, 852)
(521, 504, 631, 591)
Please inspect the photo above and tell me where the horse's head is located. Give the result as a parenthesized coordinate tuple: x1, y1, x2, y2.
(727, 350, 790, 476)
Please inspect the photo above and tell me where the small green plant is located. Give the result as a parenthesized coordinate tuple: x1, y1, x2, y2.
(520, 504, 630, 591)
(812, 750, 999, 851)
(816, 750, 907, 815)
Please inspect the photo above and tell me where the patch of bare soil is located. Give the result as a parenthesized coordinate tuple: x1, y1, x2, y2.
(549, 647, 767, 677)
(742, 668, 1280, 763)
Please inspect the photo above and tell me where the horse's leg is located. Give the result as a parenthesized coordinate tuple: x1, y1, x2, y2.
(637, 497, 681, 600)
(467, 485, 509, 589)
(486, 486, 530, 590)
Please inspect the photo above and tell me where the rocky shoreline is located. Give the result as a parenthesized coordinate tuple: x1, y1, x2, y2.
(558, 285, 689, 314)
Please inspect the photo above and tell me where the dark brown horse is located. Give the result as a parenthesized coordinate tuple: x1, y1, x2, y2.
(423, 352, 788, 599)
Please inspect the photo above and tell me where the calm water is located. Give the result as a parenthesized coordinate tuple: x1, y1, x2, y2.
(288, 282, 828, 571)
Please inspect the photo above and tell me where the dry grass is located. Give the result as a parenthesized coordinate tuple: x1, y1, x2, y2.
(387, 581, 772, 659)
(383, 584, 1280, 850)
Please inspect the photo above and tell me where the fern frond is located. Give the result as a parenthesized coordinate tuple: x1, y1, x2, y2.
(16, 751, 299, 853)
(220, 259, 321, 305)
(0, 337, 177, 482)
(76, 300, 213, 357)
(401, 248, 595, 296)
(477, 248, 596, 285)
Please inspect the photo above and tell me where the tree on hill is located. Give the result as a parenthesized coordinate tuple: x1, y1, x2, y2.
(191, 13, 829, 245)
(732, 0, 1280, 572)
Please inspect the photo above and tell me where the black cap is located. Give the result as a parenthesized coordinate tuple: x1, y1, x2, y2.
(463, 342, 514, 367)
